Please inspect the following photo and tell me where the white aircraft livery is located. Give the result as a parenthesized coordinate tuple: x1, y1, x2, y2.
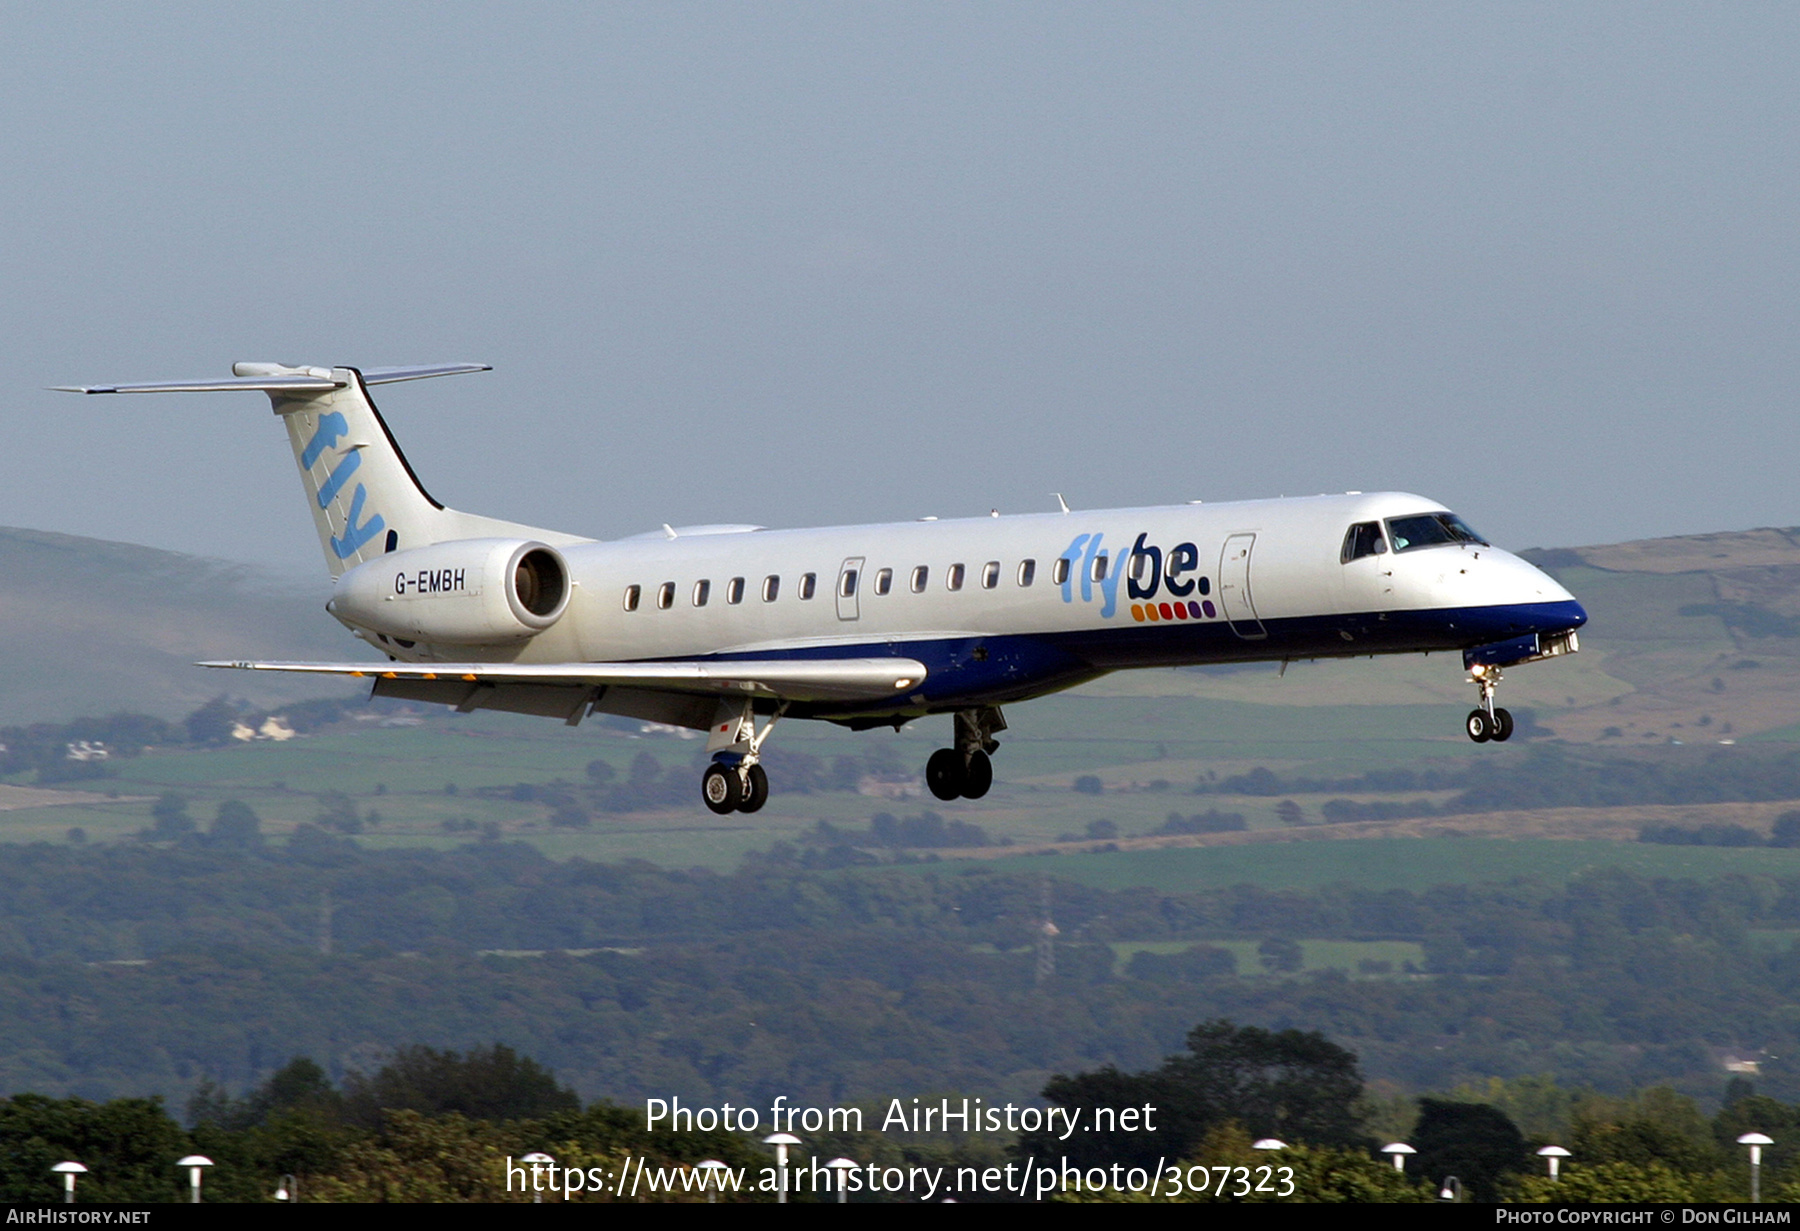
(59, 364, 1587, 814)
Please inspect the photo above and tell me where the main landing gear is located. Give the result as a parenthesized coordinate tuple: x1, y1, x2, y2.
(700, 700, 782, 815)
(1464, 663, 1514, 743)
(926, 707, 1006, 801)
(702, 761, 769, 814)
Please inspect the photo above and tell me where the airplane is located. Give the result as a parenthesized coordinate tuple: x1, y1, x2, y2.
(57, 363, 1587, 814)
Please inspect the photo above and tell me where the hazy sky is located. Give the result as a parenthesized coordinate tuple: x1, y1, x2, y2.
(4, 3, 1797, 578)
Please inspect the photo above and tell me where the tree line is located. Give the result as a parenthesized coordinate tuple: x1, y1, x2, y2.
(10, 1024, 1800, 1203)
(1194, 743, 1800, 819)
(1, 835, 1799, 1107)
(1050, 1023, 1800, 1203)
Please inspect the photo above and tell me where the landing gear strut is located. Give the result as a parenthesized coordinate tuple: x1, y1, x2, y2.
(1464, 664, 1514, 743)
(699, 700, 782, 814)
(926, 707, 1006, 801)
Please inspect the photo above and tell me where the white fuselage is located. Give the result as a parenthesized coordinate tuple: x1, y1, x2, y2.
(358, 491, 1582, 721)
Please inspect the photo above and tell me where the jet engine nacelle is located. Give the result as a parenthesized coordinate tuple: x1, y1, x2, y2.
(328, 538, 570, 645)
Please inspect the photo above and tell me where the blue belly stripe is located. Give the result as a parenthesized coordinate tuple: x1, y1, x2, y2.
(678, 599, 1587, 717)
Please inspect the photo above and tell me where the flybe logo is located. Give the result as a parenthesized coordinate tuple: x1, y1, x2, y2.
(302, 412, 386, 560)
(1058, 532, 1219, 623)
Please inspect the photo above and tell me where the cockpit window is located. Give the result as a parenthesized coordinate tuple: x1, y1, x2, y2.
(1386, 512, 1488, 553)
(1341, 522, 1388, 563)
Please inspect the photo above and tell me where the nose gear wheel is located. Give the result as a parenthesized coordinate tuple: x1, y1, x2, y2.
(1464, 665, 1514, 743)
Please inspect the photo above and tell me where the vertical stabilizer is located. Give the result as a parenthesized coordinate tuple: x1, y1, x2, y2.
(268, 368, 589, 575)
(273, 370, 446, 574)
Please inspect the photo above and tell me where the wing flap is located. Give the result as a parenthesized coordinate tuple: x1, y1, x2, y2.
(201, 656, 927, 703)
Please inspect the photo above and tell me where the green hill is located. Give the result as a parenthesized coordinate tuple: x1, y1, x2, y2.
(0, 526, 364, 722)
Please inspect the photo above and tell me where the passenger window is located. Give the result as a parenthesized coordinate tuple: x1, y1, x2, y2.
(840, 569, 859, 598)
(1018, 558, 1036, 587)
(1090, 555, 1108, 582)
(947, 563, 965, 591)
(799, 573, 816, 600)
(981, 561, 1000, 589)
(1341, 521, 1389, 563)
(657, 582, 675, 610)
(874, 568, 893, 596)
(911, 565, 929, 593)
(623, 584, 641, 612)
(726, 576, 745, 605)
(1129, 552, 1150, 581)
(762, 575, 780, 602)
(1052, 558, 1070, 585)
(693, 579, 710, 607)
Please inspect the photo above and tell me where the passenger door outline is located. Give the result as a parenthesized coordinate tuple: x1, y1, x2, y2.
(836, 556, 864, 621)
(1218, 533, 1267, 639)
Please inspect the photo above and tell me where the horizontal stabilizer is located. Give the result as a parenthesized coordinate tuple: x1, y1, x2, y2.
(361, 364, 492, 385)
(202, 656, 928, 703)
(53, 376, 343, 395)
(52, 363, 490, 395)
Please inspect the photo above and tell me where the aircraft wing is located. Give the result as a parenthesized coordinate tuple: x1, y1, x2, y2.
(201, 656, 926, 704)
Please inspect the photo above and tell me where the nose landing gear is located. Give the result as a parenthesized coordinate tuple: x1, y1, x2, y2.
(1464, 664, 1514, 743)
(926, 707, 1006, 800)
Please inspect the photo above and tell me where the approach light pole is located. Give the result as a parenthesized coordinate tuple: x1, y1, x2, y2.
(275, 1173, 298, 1202)
(1438, 1175, 1465, 1202)
(826, 1157, 857, 1204)
(1537, 1145, 1570, 1181)
(50, 1162, 85, 1204)
(520, 1152, 553, 1204)
(764, 1133, 801, 1204)
(176, 1155, 212, 1203)
(695, 1159, 728, 1204)
(1381, 1142, 1415, 1171)
(1738, 1133, 1774, 1204)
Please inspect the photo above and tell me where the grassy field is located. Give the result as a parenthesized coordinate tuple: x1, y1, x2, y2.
(923, 839, 1800, 893)
(0, 689, 1500, 865)
(16, 690, 1800, 880)
(1107, 938, 1428, 977)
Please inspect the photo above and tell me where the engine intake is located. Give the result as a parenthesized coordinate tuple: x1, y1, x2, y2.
(329, 538, 571, 645)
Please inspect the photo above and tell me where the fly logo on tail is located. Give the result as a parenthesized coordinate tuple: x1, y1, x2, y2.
(297, 411, 386, 559)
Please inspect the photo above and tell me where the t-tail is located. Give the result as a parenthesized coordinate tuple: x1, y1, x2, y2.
(55, 363, 588, 575)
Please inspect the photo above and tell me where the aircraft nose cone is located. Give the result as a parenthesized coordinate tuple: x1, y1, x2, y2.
(1522, 558, 1585, 626)
(1528, 598, 1586, 635)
